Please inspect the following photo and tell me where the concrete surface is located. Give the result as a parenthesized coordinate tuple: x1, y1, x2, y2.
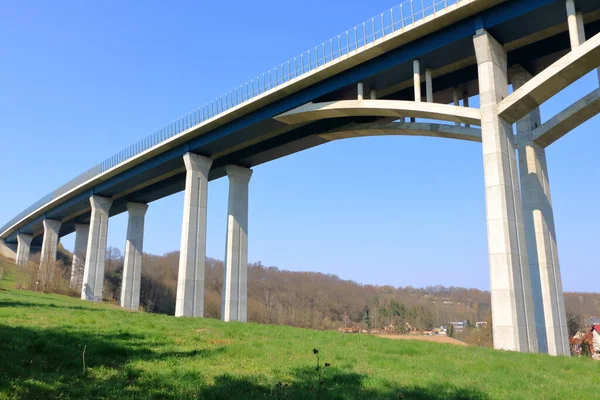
(222, 165, 252, 322)
(176, 153, 213, 317)
(39, 219, 61, 289)
(319, 121, 482, 143)
(70, 224, 89, 290)
(274, 99, 482, 126)
(499, 31, 600, 123)
(120, 202, 148, 311)
(474, 29, 538, 353)
(529, 87, 600, 147)
(81, 196, 113, 302)
(512, 66, 570, 356)
(15, 234, 32, 265)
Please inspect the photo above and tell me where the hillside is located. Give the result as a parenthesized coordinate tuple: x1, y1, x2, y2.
(1, 263, 599, 399)
(8, 248, 599, 342)
(102, 249, 599, 334)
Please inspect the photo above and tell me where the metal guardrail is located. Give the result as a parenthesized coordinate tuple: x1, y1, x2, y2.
(1, 0, 460, 236)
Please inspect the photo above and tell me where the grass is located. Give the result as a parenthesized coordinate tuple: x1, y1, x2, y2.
(0, 261, 599, 399)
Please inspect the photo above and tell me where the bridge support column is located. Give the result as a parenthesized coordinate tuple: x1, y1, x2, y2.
(175, 153, 213, 317)
(566, 0, 585, 49)
(511, 68, 570, 356)
(425, 69, 433, 102)
(566, 1, 599, 84)
(120, 203, 148, 310)
(39, 219, 62, 290)
(474, 30, 538, 353)
(453, 88, 460, 126)
(463, 92, 470, 128)
(81, 195, 113, 302)
(222, 165, 252, 322)
(16, 234, 33, 266)
(70, 224, 89, 290)
(413, 60, 421, 102)
(412, 60, 421, 122)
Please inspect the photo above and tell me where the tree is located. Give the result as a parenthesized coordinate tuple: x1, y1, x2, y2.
(567, 312, 582, 338)
(361, 305, 371, 330)
(372, 296, 379, 330)
(447, 323, 455, 338)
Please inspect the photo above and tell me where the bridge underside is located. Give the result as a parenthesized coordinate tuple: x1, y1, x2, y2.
(8, 0, 600, 246)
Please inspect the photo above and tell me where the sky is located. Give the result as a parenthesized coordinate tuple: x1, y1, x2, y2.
(0, 1, 598, 292)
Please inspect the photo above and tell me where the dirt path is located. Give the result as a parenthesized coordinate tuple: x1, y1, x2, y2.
(374, 334, 468, 346)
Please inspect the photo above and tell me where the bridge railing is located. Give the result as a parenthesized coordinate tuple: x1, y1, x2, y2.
(1, 0, 460, 236)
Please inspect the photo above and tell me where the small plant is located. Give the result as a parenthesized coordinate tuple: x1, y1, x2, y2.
(82, 345, 87, 375)
(313, 348, 330, 399)
(273, 381, 289, 399)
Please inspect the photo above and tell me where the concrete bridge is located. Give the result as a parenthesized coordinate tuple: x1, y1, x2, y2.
(2, 0, 599, 356)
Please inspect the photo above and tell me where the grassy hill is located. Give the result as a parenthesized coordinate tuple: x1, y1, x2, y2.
(1, 262, 599, 399)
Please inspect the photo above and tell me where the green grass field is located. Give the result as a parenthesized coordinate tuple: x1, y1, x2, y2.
(1, 260, 599, 399)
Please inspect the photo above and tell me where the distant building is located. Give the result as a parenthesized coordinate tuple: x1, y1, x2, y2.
(475, 321, 488, 329)
(586, 317, 600, 327)
(592, 325, 600, 355)
(449, 321, 468, 331)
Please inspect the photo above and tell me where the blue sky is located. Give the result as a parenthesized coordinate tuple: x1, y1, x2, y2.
(1, 1, 598, 292)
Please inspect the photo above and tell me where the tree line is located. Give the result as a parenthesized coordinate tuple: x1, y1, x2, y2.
(40, 245, 599, 348)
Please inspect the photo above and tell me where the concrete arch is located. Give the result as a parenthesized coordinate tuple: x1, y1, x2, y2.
(274, 99, 481, 126)
(318, 121, 482, 143)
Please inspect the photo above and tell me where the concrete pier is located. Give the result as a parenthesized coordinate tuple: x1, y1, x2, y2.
(222, 165, 252, 322)
(566, 0, 584, 49)
(565, 0, 599, 84)
(453, 88, 461, 126)
(81, 195, 112, 302)
(413, 60, 421, 102)
(463, 93, 470, 127)
(357, 82, 364, 100)
(70, 224, 89, 290)
(39, 219, 62, 289)
(474, 29, 538, 353)
(120, 203, 148, 311)
(512, 68, 570, 356)
(175, 153, 213, 317)
(16, 234, 33, 266)
(425, 69, 433, 103)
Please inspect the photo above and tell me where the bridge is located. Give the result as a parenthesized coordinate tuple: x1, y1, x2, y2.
(2, 0, 599, 356)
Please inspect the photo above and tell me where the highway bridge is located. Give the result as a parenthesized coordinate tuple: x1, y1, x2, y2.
(2, 0, 600, 356)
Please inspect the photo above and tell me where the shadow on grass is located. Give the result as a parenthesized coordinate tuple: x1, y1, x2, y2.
(0, 299, 117, 313)
(0, 323, 489, 399)
(0, 324, 224, 399)
(199, 370, 490, 400)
